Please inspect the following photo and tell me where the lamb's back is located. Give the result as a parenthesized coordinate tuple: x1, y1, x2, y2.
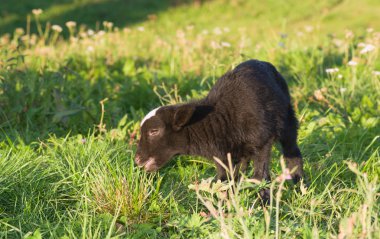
(205, 60, 291, 144)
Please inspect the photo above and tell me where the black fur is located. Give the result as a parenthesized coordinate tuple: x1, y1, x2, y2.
(135, 59, 304, 202)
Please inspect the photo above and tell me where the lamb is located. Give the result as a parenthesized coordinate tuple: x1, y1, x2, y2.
(135, 59, 304, 202)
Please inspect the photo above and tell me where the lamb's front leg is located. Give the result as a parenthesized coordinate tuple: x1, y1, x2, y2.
(215, 160, 228, 181)
(252, 141, 273, 205)
(215, 156, 248, 181)
(234, 157, 249, 180)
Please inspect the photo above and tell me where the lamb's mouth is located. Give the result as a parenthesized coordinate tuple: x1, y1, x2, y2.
(142, 157, 158, 172)
(136, 157, 153, 167)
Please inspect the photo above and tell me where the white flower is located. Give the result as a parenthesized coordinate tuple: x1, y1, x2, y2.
(186, 25, 194, 31)
(325, 68, 339, 74)
(333, 39, 343, 47)
(348, 60, 358, 66)
(79, 32, 87, 38)
(360, 44, 375, 54)
(337, 74, 343, 79)
(87, 29, 95, 36)
(305, 25, 314, 32)
(176, 30, 185, 39)
(87, 46, 94, 52)
(297, 31, 304, 37)
(137, 26, 145, 32)
(345, 30, 354, 39)
(223, 27, 230, 33)
(213, 27, 222, 35)
(202, 30, 209, 35)
(276, 168, 292, 182)
(52, 25, 62, 32)
(103, 21, 113, 29)
(314, 88, 327, 101)
(15, 28, 24, 35)
(65, 21, 77, 28)
(373, 71, 380, 76)
(374, 32, 380, 40)
(210, 41, 220, 49)
(340, 88, 347, 93)
(32, 9, 43, 16)
(221, 41, 231, 48)
(97, 30, 105, 37)
(70, 37, 78, 43)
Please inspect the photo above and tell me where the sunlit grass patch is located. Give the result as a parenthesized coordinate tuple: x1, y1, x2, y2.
(0, 0, 379, 237)
(88, 160, 167, 225)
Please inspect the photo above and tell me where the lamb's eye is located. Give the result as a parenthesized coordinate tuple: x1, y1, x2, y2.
(148, 129, 159, 136)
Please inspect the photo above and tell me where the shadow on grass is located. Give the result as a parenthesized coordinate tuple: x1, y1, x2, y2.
(0, 0, 207, 35)
(0, 55, 208, 143)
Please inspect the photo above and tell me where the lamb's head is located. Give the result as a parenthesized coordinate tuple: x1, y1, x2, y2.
(134, 105, 192, 171)
(135, 104, 214, 172)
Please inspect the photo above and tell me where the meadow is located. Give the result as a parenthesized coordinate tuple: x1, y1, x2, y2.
(0, 0, 379, 238)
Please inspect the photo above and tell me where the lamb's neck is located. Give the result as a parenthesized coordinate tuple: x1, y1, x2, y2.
(184, 112, 225, 159)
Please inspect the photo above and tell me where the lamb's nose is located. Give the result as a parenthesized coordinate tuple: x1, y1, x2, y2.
(135, 154, 142, 164)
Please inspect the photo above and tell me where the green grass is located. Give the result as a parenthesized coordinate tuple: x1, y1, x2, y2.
(0, 0, 379, 238)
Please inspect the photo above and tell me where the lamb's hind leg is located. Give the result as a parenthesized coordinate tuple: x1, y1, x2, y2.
(252, 140, 273, 204)
(280, 108, 304, 184)
(216, 161, 228, 181)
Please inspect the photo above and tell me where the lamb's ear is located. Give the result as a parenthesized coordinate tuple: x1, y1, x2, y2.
(173, 105, 195, 131)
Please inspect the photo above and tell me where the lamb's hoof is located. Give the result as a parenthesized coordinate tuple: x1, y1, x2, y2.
(259, 189, 270, 206)
(291, 173, 309, 188)
(214, 175, 228, 183)
(291, 174, 303, 184)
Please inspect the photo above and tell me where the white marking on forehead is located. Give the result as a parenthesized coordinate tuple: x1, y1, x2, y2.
(140, 107, 161, 126)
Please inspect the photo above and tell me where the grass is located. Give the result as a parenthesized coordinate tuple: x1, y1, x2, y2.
(0, 0, 379, 238)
